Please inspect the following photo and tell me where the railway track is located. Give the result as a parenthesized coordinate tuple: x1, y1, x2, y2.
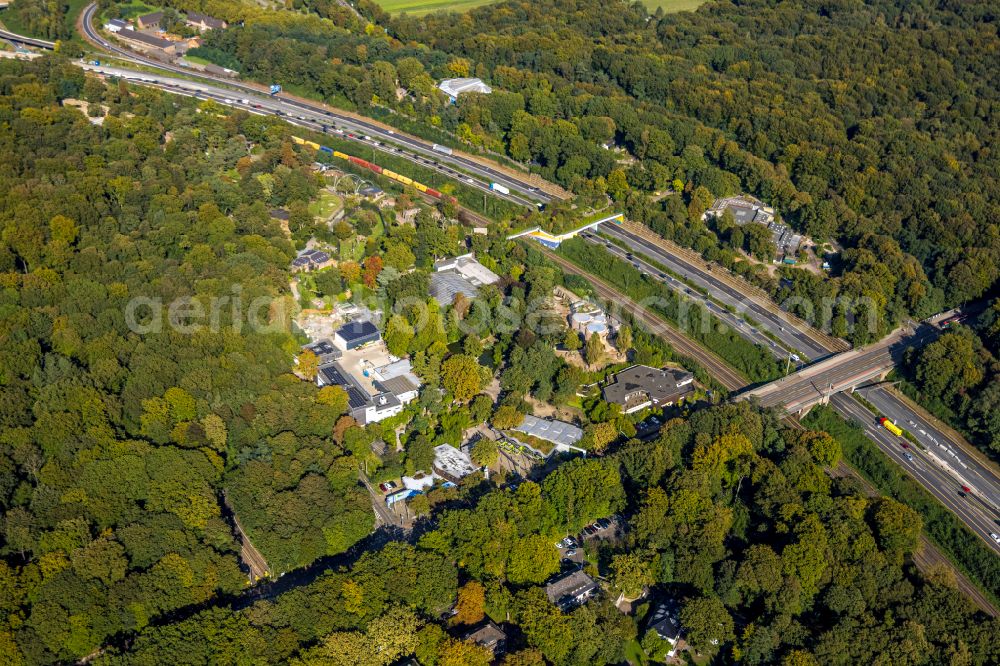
(540, 248, 748, 392)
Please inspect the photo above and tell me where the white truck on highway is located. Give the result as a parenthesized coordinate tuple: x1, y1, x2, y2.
(432, 143, 453, 155)
(490, 182, 510, 195)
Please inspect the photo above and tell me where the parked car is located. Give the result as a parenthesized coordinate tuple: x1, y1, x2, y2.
(583, 525, 599, 536)
(379, 481, 397, 493)
(565, 549, 577, 557)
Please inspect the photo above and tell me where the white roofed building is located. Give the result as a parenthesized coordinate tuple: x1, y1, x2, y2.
(438, 78, 492, 103)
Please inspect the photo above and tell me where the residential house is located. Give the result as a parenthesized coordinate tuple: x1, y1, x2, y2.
(463, 621, 507, 656)
(135, 11, 164, 31)
(603, 365, 694, 414)
(545, 569, 599, 611)
(332, 320, 381, 351)
(437, 77, 492, 103)
(290, 248, 332, 273)
(647, 600, 683, 658)
(185, 11, 227, 31)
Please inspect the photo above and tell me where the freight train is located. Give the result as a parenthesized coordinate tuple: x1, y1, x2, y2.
(291, 136, 458, 204)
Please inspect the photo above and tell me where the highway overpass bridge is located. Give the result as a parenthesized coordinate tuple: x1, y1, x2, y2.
(736, 324, 936, 415)
(0, 28, 55, 50)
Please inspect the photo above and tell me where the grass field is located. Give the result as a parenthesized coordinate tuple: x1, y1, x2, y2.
(308, 189, 343, 222)
(642, 0, 705, 11)
(374, 0, 497, 15)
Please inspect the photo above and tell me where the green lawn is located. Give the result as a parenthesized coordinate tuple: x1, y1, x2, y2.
(642, 0, 705, 12)
(374, 0, 497, 15)
(308, 189, 344, 222)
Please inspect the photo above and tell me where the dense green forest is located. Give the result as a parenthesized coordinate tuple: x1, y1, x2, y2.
(0, 58, 373, 662)
(899, 299, 1000, 459)
(3, 0, 1000, 661)
(97, 402, 1000, 665)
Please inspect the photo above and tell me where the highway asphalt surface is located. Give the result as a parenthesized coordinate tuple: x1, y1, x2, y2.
(597, 219, 1000, 550)
(857, 386, 1000, 514)
(831, 393, 1000, 554)
(598, 223, 831, 360)
(577, 230, 792, 362)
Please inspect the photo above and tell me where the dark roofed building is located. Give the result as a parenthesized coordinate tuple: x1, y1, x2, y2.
(602, 365, 694, 414)
(463, 621, 507, 656)
(646, 600, 683, 657)
(185, 11, 227, 31)
(117, 29, 175, 54)
(545, 569, 598, 610)
(290, 248, 332, 273)
(303, 340, 341, 365)
(136, 11, 164, 30)
(317, 364, 370, 410)
(333, 320, 380, 351)
(269, 208, 290, 221)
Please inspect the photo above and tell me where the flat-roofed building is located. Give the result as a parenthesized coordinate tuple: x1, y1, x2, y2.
(333, 320, 380, 351)
(514, 415, 583, 449)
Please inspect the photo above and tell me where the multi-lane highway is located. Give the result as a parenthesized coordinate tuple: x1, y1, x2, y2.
(857, 387, 1000, 516)
(80, 63, 544, 209)
(831, 394, 1000, 553)
(598, 222, 840, 360)
(599, 218, 1000, 549)
(77, 2, 555, 206)
(577, 230, 791, 362)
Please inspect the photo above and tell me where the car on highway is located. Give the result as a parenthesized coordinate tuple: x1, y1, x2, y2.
(900, 442, 909, 449)
(991, 533, 1000, 544)
(904, 452, 914, 461)
(961, 485, 972, 494)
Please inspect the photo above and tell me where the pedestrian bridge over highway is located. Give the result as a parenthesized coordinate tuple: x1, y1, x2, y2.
(735, 326, 929, 415)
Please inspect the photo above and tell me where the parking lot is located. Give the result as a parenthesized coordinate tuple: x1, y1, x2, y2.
(555, 516, 620, 562)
